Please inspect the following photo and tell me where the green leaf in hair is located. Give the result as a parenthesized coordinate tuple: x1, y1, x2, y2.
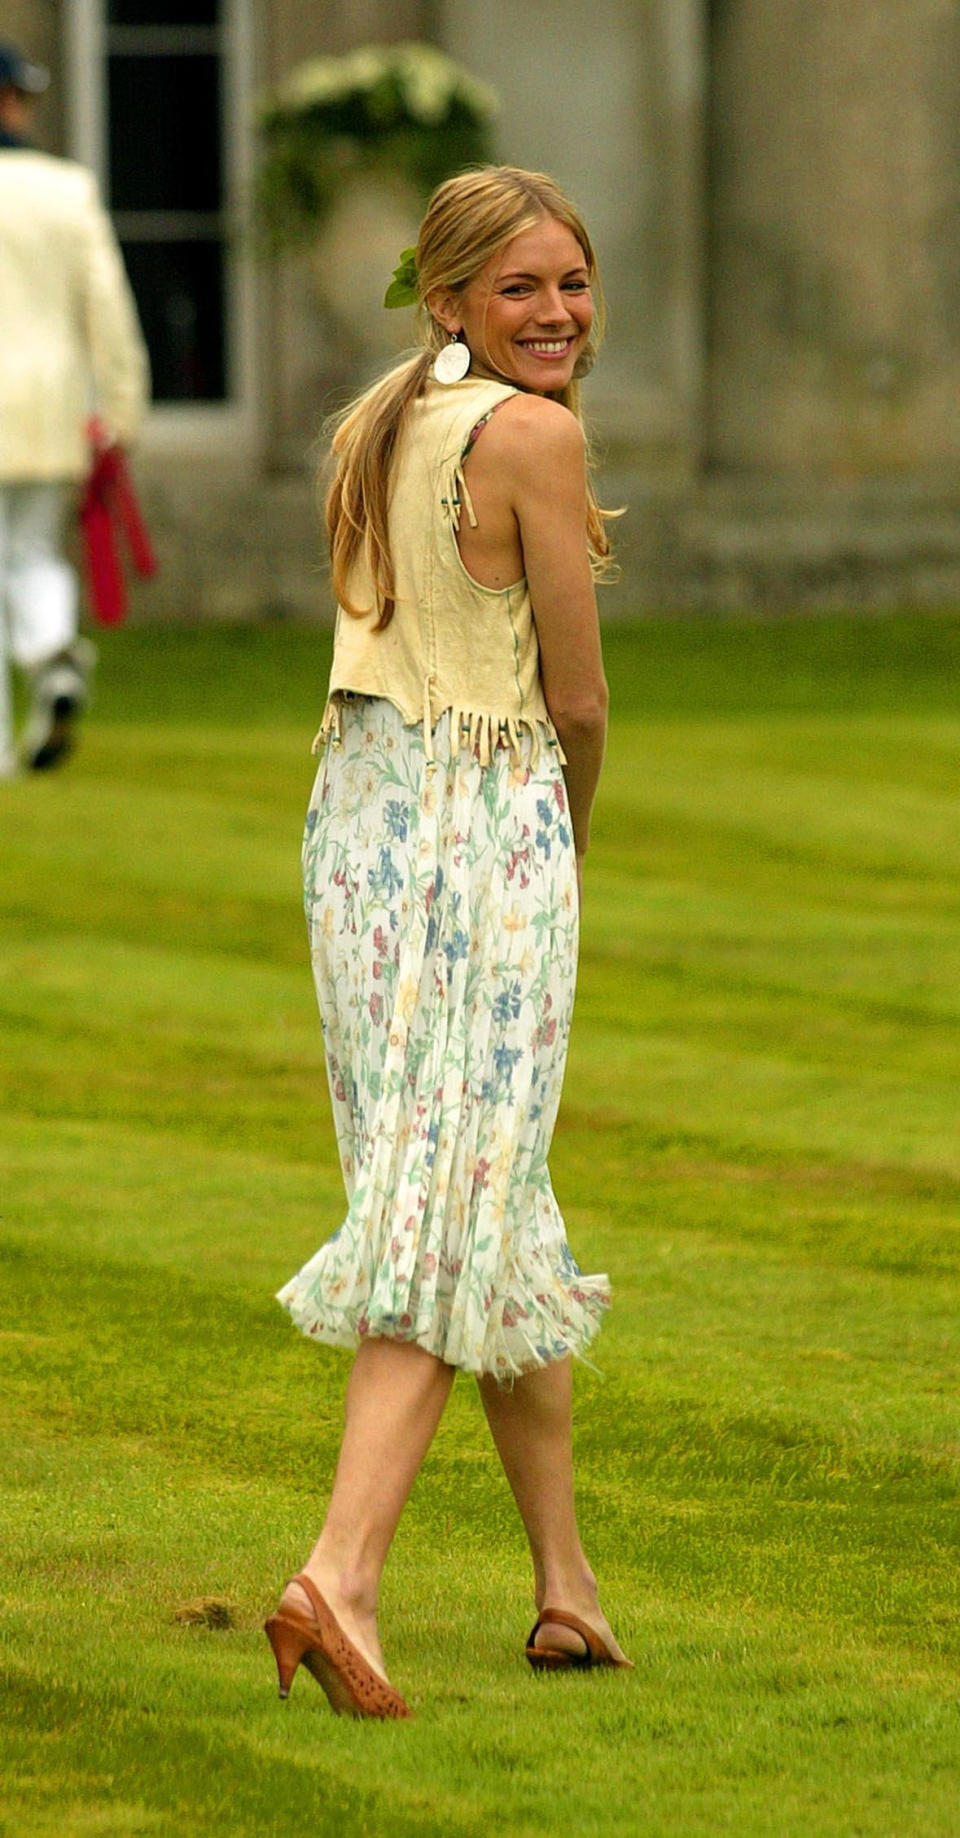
(384, 247, 419, 309)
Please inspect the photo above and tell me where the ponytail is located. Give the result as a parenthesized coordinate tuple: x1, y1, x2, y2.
(325, 351, 432, 628)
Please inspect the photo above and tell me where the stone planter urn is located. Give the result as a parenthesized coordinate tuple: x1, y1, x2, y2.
(305, 169, 423, 375)
(254, 43, 497, 386)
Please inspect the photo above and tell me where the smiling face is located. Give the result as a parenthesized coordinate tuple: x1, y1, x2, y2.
(433, 216, 594, 395)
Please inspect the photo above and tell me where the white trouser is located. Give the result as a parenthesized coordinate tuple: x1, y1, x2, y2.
(0, 481, 78, 768)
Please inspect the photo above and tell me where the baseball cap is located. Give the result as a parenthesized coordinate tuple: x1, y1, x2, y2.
(0, 41, 51, 94)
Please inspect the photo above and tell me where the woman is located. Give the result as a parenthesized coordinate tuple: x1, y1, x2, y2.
(265, 166, 631, 1719)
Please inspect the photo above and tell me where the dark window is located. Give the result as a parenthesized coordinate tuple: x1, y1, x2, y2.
(109, 55, 221, 212)
(106, 3, 229, 403)
(108, 2, 218, 22)
(122, 241, 225, 400)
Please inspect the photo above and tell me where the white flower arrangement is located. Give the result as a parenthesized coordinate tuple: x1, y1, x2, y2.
(262, 42, 498, 131)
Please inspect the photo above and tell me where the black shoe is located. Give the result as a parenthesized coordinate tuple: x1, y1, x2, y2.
(22, 638, 96, 772)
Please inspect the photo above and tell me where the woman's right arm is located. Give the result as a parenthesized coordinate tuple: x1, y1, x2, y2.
(498, 397, 609, 861)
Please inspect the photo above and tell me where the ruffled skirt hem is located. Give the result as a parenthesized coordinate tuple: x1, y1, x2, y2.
(276, 1258, 610, 1383)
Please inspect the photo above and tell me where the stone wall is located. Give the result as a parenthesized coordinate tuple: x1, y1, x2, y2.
(120, 461, 960, 623)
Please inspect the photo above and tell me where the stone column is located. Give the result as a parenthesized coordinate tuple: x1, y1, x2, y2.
(441, 0, 708, 476)
(707, 0, 960, 477)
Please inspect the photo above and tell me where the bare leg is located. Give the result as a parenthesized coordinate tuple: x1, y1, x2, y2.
(282, 1337, 455, 1681)
(478, 1355, 630, 1662)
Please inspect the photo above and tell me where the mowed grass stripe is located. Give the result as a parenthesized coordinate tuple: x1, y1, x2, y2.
(1, 613, 958, 1836)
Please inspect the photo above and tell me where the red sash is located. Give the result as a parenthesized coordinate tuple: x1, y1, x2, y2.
(79, 433, 157, 625)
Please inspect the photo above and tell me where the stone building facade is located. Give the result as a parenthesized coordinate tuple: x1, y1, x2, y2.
(7, 0, 960, 616)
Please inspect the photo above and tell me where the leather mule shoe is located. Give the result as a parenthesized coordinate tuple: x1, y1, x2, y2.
(264, 1572, 412, 1719)
(525, 1606, 634, 1672)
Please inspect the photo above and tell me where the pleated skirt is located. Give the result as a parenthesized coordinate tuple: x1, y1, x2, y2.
(276, 695, 609, 1381)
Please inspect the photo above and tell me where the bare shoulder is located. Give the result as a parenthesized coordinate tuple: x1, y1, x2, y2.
(478, 393, 585, 478)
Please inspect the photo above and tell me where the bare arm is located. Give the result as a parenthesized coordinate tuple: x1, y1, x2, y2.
(499, 398, 608, 858)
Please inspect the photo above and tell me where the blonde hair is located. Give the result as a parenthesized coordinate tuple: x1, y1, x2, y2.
(326, 165, 616, 629)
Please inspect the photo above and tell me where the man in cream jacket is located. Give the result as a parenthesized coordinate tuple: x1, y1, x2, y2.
(0, 42, 149, 776)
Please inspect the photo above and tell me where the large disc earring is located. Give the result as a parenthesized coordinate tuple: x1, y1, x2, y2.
(432, 334, 471, 384)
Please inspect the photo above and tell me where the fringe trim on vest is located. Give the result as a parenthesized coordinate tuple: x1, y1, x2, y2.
(440, 461, 478, 534)
(312, 690, 566, 771)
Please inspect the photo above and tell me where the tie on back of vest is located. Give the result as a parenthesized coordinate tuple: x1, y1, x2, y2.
(315, 374, 564, 770)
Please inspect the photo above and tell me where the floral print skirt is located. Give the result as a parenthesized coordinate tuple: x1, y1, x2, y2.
(276, 695, 609, 1382)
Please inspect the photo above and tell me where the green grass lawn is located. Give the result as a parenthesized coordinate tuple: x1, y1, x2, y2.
(1, 613, 958, 1837)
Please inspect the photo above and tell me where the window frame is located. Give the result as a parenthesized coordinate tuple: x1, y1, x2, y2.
(65, 0, 258, 457)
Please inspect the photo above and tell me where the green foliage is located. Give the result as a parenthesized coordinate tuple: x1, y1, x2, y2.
(1, 613, 958, 1836)
(385, 246, 420, 309)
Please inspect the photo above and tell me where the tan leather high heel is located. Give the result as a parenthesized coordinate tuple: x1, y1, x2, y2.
(264, 1572, 412, 1719)
(525, 1606, 634, 1672)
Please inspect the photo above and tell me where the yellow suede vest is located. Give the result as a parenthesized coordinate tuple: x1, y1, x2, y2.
(315, 374, 564, 768)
